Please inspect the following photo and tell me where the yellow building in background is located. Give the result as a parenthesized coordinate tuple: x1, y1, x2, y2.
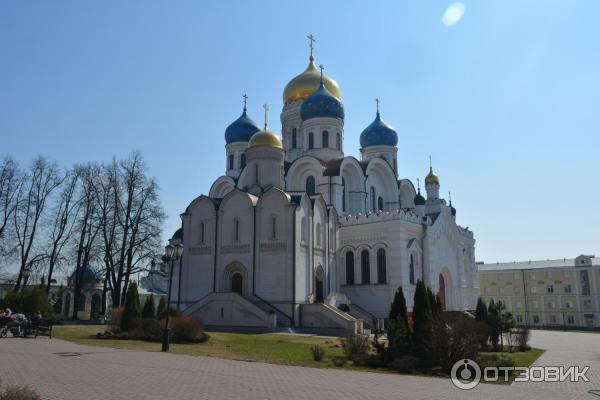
(478, 255, 600, 328)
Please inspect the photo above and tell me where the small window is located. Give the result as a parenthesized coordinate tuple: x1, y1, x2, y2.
(308, 132, 314, 149)
(200, 222, 205, 244)
(228, 154, 234, 170)
(409, 254, 415, 284)
(306, 176, 316, 195)
(564, 284, 572, 293)
(567, 315, 575, 324)
(322, 131, 329, 148)
(370, 187, 376, 212)
(336, 133, 341, 150)
(378, 196, 384, 212)
(361, 250, 370, 284)
(530, 286, 537, 294)
(547, 285, 554, 293)
(234, 219, 240, 242)
(271, 216, 277, 240)
(240, 154, 246, 169)
(346, 251, 354, 285)
(533, 315, 540, 324)
(377, 249, 386, 284)
(292, 128, 297, 149)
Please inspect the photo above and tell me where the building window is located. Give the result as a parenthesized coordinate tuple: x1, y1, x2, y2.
(240, 154, 246, 169)
(409, 254, 415, 284)
(316, 223, 321, 246)
(228, 154, 234, 170)
(292, 128, 297, 148)
(564, 284, 572, 293)
(336, 133, 341, 150)
(271, 216, 277, 240)
(481, 273, 487, 281)
(533, 315, 540, 324)
(370, 187, 376, 212)
(528, 271, 535, 279)
(361, 250, 370, 284)
(200, 222, 205, 244)
(308, 132, 314, 149)
(346, 251, 354, 285)
(322, 131, 329, 148)
(499, 287, 505, 295)
(580, 270, 590, 295)
(567, 315, 575, 324)
(306, 176, 316, 195)
(342, 178, 346, 212)
(547, 285, 554, 293)
(583, 299, 592, 309)
(378, 196, 384, 212)
(377, 249, 386, 284)
(234, 219, 240, 242)
(563, 270, 571, 278)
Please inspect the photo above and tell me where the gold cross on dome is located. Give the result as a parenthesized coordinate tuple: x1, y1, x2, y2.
(318, 64, 324, 81)
(307, 34, 316, 59)
(262, 103, 269, 129)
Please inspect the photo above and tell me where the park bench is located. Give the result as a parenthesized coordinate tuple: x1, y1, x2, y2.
(31, 318, 54, 339)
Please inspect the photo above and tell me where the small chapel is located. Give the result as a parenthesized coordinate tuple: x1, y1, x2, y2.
(170, 37, 479, 333)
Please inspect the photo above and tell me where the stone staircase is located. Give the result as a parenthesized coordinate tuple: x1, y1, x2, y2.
(299, 303, 363, 335)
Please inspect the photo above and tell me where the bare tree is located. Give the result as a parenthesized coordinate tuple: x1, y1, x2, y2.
(13, 157, 61, 292)
(43, 168, 81, 293)
(98, 152, 164, 308)
(71, 163, 102, 319)
(0, 157, 20, 257)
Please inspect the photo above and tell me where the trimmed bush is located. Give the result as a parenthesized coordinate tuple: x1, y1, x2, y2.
(108, 307, 123, 333)
(0, 379, 41, 400)
(310, 345, 325, 362)
(169, 315, 206, 343)
(142, 295, 156, 319)
(3, 287, 53, 317)
(391, 355, 419, 373)
(121, 282, 141, 332)
(331, 356, 346, 367)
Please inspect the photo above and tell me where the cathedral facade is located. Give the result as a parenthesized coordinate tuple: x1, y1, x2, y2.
(172, 46, 479, 333)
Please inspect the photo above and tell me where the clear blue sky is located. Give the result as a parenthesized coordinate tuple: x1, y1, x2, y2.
(1, 1, 599, 263)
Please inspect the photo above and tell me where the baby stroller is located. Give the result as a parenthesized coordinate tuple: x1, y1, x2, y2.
(6, 313, 29, 337)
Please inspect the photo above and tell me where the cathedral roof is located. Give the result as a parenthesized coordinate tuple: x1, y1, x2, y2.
(300, 81, 344, 121)
(225, 110, 261, 144)
(283, 56, 341, 104)
(249, 128, 283, 149)
(360, 112, 398, 148)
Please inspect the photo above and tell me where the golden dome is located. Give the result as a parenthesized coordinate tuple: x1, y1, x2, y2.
(283, 57, 341, 104)
(425, 166, 440, 186)
(249, 128, 283, 149)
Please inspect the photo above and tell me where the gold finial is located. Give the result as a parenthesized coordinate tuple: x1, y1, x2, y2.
(242, 94, 248, 112)
(429, 155, 433, 172)
(318, 64, 324, 83)
(376, 98, 380, 116)
(307, 34, 316, 61)
(262, 103, 269, 129)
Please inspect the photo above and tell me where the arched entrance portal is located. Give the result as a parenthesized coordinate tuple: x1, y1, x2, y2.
(315, 266, 325, 303)
(231, 273, 243, 295)
(438, 273, 446, 311)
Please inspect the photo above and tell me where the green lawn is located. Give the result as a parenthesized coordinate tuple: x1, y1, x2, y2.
(54, 325, 346, 368)
(54, 325, 544, 379)
(478, 347, 545, 383)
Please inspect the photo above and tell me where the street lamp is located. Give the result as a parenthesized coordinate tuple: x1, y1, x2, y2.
(162, 242, 183, 352)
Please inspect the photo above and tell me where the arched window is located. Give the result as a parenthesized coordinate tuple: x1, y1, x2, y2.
(322, 131, 329, 148)
(77, 293, 86, 312)
(308, 132, 314, 149)
(370, 187, 376, 212)
(234, 219, 240, 242)
(316, 223, 321, 246)
(231, 273, 243, 294)
(378, 196, 384, 212)
(228, 154, 234, 170)
(200, 222, 205, 244)
(409, 254, 415, 284)
(270, 216, 277, 240)
(292, 128, 297, 148)
(345, 251, 355, 285)
(342, 178, 346, 212)
(336, 133, 341, 150)
(306, 176, 316, 195)
(377, 249, 386, 284)
(240, 153, 246, 169)
(361, 250, 370, 284)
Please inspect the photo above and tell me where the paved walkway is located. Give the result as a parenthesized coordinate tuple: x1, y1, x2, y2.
(0, 330, 597, 400)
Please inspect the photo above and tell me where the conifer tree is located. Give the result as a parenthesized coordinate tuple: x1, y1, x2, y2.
(475, 297, 488, 322)
(142, 294, 156, 319)
(157, 296, 166, 317)
(412, 280, 433, 368)
(120, 282, 141, 331)
(387, 287, 410, 357)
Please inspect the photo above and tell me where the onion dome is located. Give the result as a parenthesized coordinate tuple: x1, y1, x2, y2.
(283, 57, 341, 105)
(425, 166, 440, 186)
(171, 228, 183, 242)
(249, 128, 283, 149)
(300, 80, 344, 121)
(69, 267, 101, 286)
(225, 109, 261, 144)
(360, 111, 398, 148)
(414, 188, 425, 206)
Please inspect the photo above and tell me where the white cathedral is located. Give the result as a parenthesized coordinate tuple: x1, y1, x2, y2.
(171, 43, 479, 333)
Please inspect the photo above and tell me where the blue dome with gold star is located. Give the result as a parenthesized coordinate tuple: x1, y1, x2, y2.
(300, 81, 345, 121)
(360, 112, 398, 148)
(225, 110, 261, 144)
